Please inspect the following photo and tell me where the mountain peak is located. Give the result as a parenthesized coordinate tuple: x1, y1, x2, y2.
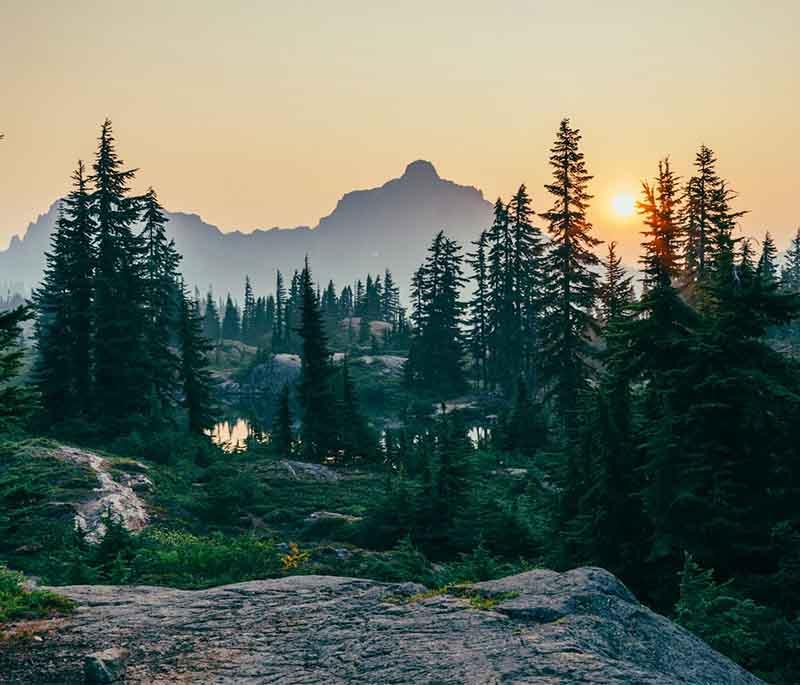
(402, 160, 439, 181)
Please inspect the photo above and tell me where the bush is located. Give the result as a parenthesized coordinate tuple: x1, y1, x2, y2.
(132, 529, 282, 588)
(199, 461, 267, 524)
(675, 554, 772, 674)
(0, 564, 74, 622)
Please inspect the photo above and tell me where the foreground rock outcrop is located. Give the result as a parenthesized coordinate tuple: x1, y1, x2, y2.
(0, 568, 761, 684)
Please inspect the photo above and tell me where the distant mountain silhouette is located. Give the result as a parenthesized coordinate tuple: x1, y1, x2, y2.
(0, 160, 492, 301)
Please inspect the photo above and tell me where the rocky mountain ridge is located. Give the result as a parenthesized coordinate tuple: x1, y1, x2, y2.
(0, 161, 492, 301)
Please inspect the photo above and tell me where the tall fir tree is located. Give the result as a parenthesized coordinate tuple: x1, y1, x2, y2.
(406, 231, 466, 395)
(597, 241, 634, 326)
(202, 290, 221, 342)
(682, 145, 719, 280)
(539, 119, 602, 436)
(221, 294, 240, 340)
(90, 119, 147, 425)
(756, 231, 778, 285)
(486, 198, 514, 390)
(682, 146, 745, 283)
(272, 269, 286, 349)
(781, 228, 800, 291)
(639, 158, 683, 289)
(139, 187, 181, 419)
(33, 163, 95, 422)
(64, 161, 95, 411)
(381, 270, 400, 323)
(241, 276, 256, 344)
(508, 184, 545, 387)
(337, 356, 373, 462)
(0, 306, 35, 431)
(296, 259, 339, 461)
(178, 286, 216, 434)
(467, 230, 490, 388)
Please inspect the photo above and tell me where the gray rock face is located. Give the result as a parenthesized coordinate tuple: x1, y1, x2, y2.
(83, 647, 130, 683)
(0, 568, 761, 684)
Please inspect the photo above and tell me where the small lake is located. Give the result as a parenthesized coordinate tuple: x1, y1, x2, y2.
(208, 419, 260, 451)
(209, 416, 490, 452)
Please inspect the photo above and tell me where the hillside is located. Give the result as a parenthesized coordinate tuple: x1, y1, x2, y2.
(0, 160, 492, 300)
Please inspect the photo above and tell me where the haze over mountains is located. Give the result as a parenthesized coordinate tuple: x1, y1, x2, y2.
(0, 160, 492, 301)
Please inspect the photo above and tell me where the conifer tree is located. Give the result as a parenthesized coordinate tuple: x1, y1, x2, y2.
(339, 285, 354, 319)
(406, 231, 466, 394)
(486, 198, 514, 390)
(271, 383, 293, 457)
(498, 378, 547, 457)
(221, 294, 240, 340)
(241, 276, 255, 344)
(682, 146, 745, 282)
(782, 229, 800, 347)
(178, 286, 216, 434)
(202, 290, 221, 341)
(539, 119, 602, 436)
(355, 280, 365, 316)
(639, 158, 683, 288)
(90, 119, 147, 425)
(252, 296, 268, 343)
(272, 270, 286, 349)
(381, 270, 400, 323)
(597, 241, 634, 326)
(509, 184, 545, 386)
(337, 356, 373, 462)
(265, 294, 276, 334)
(139, 187, 181, 418)
(33, 163, 94, 421)
(682, 145, 719, 279)
(781, 228, 800, 291)
(0, 306, 35, 431)
(284, 270, 300, 351)
(757, 231, 778, 285)
(467, 230, 490, 388)
(63, 161, 95, 409)
(296, 259, 338, 461)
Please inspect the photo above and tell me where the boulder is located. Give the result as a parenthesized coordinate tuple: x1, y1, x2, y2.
(304, 511, 363, 525)
(83, 647, 129, 683)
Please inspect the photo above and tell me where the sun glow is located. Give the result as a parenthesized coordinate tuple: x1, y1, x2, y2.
(611, 193, 636, 218)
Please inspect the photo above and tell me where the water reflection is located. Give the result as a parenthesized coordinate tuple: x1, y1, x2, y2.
(208, 419, 268, 452)
(210, 413, 491, 453)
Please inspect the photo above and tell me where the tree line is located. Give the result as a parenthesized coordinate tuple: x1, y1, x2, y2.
(200, 268, 405, 353)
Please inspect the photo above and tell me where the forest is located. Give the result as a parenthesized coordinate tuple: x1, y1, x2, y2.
(1, 118, 800, 683)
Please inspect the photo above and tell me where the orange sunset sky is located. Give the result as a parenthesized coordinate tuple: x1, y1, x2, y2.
(2, 1, 798, 265)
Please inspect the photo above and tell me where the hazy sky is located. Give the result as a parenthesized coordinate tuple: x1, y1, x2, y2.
(2, 1, 798, 264)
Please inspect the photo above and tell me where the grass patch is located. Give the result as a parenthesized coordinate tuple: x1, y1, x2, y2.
(400, 583, 520, 611)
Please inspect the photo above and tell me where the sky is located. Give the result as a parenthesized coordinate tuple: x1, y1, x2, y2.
(2, 0, 798, 265)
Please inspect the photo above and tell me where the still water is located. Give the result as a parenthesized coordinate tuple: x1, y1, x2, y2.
(208, 417, 489, 452)
(208, 419, 256, 451)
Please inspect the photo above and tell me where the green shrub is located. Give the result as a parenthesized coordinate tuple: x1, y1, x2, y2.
(0, 564, 74, 623)
(132, 528, 282, 588)
(199, 461, 267, 524)
(675, 555, 773, 674)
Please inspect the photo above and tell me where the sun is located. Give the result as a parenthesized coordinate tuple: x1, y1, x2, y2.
(611, 192, 636, 218)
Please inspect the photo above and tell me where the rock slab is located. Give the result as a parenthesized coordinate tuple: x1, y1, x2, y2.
(0, 568, 762, 684)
